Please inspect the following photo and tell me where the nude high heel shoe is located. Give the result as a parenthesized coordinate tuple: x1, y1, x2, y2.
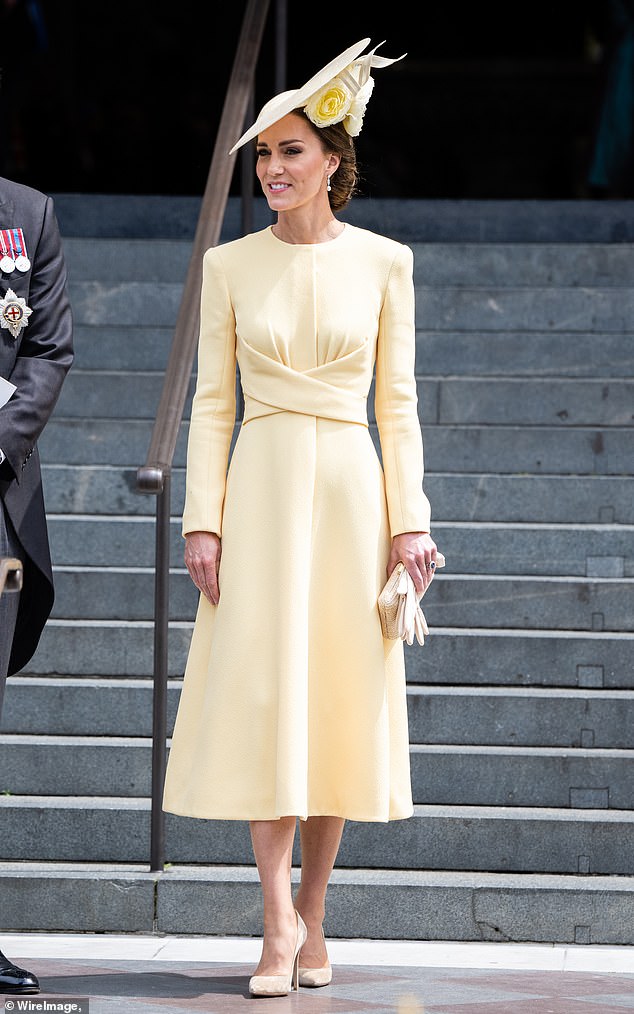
(248, 910, 308, 997)
(298, 925, 333, 987)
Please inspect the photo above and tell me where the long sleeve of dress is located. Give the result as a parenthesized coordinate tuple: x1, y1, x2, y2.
(182, 247, 237, 538)
(374, 243, 432, 536)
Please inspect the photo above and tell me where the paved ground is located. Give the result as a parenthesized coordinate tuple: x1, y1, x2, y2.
(1, 934, 633, 1013)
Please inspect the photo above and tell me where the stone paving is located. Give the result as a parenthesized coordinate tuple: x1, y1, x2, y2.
(18, 958, 634, 1013)
(2, 936, 633, 1013)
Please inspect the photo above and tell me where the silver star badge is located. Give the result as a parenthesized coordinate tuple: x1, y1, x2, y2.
(0, 288, 32, 339)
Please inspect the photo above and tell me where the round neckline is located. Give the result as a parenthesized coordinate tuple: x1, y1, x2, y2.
(267, 223, 348, 248)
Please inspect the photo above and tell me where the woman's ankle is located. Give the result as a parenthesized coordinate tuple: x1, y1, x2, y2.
(262, 905, 299, 936)
(294, 893, 325, 927)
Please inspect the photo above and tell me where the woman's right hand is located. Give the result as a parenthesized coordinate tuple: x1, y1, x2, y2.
(184, 531, 222, 605)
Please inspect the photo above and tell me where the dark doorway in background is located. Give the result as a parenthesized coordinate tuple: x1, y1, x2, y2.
(0, 0, 625, 199)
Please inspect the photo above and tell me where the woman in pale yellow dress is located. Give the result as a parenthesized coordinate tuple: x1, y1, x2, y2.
(162, 38, 438, 997)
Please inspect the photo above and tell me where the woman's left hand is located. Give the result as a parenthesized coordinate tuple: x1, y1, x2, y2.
(387, 531, 438, 597)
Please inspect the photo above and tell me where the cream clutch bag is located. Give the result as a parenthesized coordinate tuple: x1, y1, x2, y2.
(378, 553, 445, 646)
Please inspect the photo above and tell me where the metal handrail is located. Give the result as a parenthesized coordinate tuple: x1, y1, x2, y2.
(136, 0, 272, 870)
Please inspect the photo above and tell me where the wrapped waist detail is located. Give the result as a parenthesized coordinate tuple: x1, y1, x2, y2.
(238, 335, 369, 426)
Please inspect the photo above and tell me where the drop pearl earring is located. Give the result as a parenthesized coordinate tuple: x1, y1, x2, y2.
(326, 176, 332, 192)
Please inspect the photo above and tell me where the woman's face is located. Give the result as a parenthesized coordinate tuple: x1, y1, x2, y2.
(255, 113, 339, 212)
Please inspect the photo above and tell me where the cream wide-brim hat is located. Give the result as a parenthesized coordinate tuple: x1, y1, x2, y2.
(229, 37, 395, 155)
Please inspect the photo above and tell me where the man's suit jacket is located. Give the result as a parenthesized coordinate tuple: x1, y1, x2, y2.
(0, 177, 73, 675)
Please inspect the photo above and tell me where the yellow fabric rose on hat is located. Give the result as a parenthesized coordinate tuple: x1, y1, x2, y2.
(304, 76, 352, 127)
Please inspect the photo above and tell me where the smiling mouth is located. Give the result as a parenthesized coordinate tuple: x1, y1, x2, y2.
(269, 182, 290, 191)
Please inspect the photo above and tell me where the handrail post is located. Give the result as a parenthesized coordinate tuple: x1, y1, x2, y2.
(150, 469, 171, 871)
(137, 0, 273, 872)
(275, 0, 287, 92)
(240, 92, 255, 236)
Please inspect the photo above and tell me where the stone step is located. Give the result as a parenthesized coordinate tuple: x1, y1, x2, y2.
(25, 619, 194, 678)
(0, 797, 633, 876)
(416, 331, 634, 379)
(342, 197, 634, 246)
(52, 193, 634, 243)
(65, 280, 634, 333)
(24, 621, 634, 688)
(69, 323, 634, 377)
(422, 426, 630, 475)
(54, 192, 208, 239)
(410, 243, 634, 287)
(64, 238, 192, 283)
(40, 466, 634, 524)
(42, 465, 161, 516)
(46, 515, 634, 577)
(62, 236, 634, 287)
(426, 474, 634, 525)
(48, 566, 634, 631)
(67, 281, 182, 327)
(0, 734, 631, 807)
(409, 745, 634, 809)
(39, 417, 190, 466)
(3, 677, 633, 749)
(407, 629, 634, 689)
(0, 676, 181, 736)
(0, 734, 154, 797)
(53, 371, 634, 427)
(53, 370, 194, 420)
(423, 575, 633, 631)
(119, 865, 634, 944)
(415, 286, 634, 333)
(2, 858, 633, 942)
(427, 523, 633, 578)
(38, 419, 632, 474)
(434, 378, 633, 427)
(72, 326, 174, 371)
(408, 686, 634, 748)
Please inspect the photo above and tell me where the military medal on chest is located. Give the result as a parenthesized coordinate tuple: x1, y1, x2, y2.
(0, 231, 15, 273)
(0, 288, 33, 338)
(0, 228, 31, 273)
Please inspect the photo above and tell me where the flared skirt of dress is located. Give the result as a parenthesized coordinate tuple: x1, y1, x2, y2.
(162, 412, 414, 822)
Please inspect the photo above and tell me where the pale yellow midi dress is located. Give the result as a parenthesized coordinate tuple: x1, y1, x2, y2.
(162, 223, 431, 823)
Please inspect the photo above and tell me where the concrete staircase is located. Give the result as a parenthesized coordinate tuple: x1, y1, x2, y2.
(1, 197, 633, 943)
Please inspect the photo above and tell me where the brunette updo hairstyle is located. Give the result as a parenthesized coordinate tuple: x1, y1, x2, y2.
(294, 110, 358, 212)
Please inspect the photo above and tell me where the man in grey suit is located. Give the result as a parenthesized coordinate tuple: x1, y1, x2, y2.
(0, 176, 73, 995)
